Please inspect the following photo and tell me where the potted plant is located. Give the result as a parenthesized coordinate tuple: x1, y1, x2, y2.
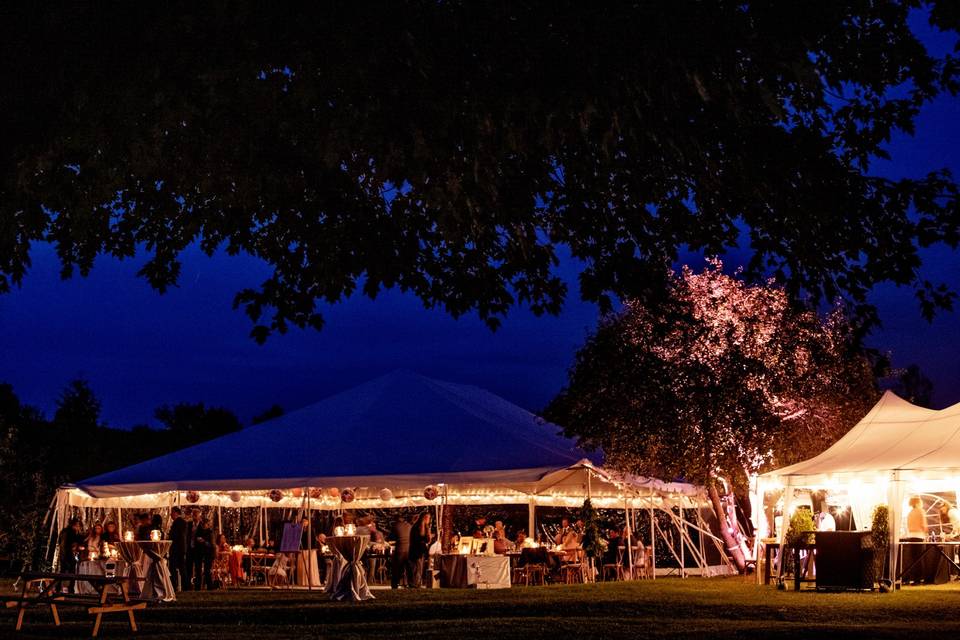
(871, 505, 891, 591)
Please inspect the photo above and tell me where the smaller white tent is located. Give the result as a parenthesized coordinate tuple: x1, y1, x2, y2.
(756, 390, 960, 580)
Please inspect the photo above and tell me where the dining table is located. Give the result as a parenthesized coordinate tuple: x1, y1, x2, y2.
(116, 540, 176, 601)
(325, 535, 374, 601)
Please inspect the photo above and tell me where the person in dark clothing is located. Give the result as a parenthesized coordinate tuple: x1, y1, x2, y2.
(390, 515, 413, 589)
(102, 521, 121, 545)
(167, 507, 189, 592)
(151, 513, 163, 536)
(135, 513, 153, 541)
(190, 516, 214, 590)
(57, 518, 84, 573)
(409, 512, 434, 588)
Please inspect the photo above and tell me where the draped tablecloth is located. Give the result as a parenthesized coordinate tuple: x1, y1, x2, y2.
(438, 555, 511, 589)
(117, 541, 176, 601)
(76, 559, 127, 595)
(326, 535, 374, 601)
(229, 551, 246, 583)
(295, 549, 322, 587)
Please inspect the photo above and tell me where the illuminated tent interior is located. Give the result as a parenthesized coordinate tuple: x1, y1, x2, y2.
(52, 371, 726, 574)
(755, 390, 960, 579)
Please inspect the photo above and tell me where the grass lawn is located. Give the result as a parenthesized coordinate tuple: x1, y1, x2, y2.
(4, 577, 960, 639)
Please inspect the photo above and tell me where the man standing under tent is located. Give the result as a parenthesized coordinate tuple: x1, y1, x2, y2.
(390, 515, 413, 589)
(167, 507, 188, 592)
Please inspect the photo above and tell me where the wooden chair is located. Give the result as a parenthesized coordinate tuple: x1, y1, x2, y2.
(560, 549, 588, 584)
(267, 554, 291, 588)
(602, 547, 626, 581)
(513, 563, 547, 586)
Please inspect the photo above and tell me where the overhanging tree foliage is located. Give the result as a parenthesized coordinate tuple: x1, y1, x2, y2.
(545, 261, 882, 570)
(1, 2, 960, 340)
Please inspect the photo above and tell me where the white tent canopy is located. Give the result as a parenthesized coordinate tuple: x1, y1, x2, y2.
(57, 370, 706, 511)
(756, 390, 960, 581)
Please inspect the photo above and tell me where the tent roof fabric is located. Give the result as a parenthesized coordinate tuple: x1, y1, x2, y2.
(760, 390, 960, 487)
(73, 370, 596, 497)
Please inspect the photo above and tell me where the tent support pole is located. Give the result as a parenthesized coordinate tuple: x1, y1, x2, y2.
(306, 487, 312, 591)
(650, 502, 656, 580)
(528, 499, 536, 541)
(624, 498, 633, 580)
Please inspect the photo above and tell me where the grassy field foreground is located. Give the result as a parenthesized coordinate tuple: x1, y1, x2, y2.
(4, 577, 960, 639)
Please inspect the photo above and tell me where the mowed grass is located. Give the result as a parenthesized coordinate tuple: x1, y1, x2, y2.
(5, 577, 960, 639)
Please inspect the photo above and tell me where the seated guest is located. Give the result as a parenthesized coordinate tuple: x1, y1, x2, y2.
(554, 517, 573, 546)
(472, 517, 488, 538)
(816, 503, 836, 532)
(515, 530, 528, 548)
(85, 523, 104, 558)
(355, 515, 372, 536)
(244, 537, 256, 550)
(368, 519, 385, 543)
(493, 528, 509, 554)
(102, 521, 120, 545)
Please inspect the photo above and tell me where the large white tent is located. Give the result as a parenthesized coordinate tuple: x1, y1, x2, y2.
(52, 371, 726, 575)
(756, 390, 960, 580)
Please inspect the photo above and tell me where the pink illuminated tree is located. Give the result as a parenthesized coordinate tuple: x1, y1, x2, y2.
(547, 259, 880, 571)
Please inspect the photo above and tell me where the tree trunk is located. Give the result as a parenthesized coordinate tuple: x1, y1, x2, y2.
(707, 482, 747, 573)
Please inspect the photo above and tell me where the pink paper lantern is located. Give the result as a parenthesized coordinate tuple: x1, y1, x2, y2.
(185, 491, 200, 504)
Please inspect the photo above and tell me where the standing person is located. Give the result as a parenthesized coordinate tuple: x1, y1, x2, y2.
(390, 515, 413, 589)
(409, 512, 434, 588)
(167, 507, 188, 592)
(191, 516, 214, 590)
(185, 508, 201, 589)
(135, 513, 153, 541)
(57, 518, 84, 573)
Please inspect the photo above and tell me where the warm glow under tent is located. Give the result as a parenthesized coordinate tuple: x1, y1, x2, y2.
(50, 370, 729, 575)
(756, 390, 960, 580)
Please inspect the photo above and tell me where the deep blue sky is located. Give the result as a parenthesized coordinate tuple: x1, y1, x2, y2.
(2, 24, 960, 426)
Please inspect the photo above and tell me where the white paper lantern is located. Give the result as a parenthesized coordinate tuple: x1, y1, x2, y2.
(185, 491, 200, 504)
(340, 488, 355, 503)
(228, 491, 242, 503)
(423, 485, 438, 501)
(379, 488, 394, 502)
(268, 489, 284, 502)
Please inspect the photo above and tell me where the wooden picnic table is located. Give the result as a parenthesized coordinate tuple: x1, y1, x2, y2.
(4, 571, 146, 637)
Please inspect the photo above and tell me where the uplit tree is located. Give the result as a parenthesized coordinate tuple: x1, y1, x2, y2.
(154, 402, 241, 446)
(2, 3, 960, 340)
(546, 260, 881, 571)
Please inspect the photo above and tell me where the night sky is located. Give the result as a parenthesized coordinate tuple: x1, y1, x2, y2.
(2, 22, 960, 427)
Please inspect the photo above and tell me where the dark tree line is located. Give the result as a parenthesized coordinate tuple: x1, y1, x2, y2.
(1, 2, 959, 341)
(0, 379, 276, 569)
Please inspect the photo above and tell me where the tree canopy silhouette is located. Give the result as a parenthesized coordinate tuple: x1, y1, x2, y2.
(2, 2, 960, 340)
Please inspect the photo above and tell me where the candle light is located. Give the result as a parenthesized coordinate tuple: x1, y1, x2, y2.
(345, 523, 356, 535)
(124, 531, 134, 542)
(334, 526, 345, 537)
(150, 530, 161, 542)
(89, 551, 98, 561)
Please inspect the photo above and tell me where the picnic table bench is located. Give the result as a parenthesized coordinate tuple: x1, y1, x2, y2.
(3, 571, 146, 637)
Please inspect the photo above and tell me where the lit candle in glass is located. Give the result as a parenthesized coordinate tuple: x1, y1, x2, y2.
(345, 523, 356, 535)
(150, 530, 161, 542)
(89, 551, 98, 561)
(334, 526, 345, 537)
(124, 530, 134, 542)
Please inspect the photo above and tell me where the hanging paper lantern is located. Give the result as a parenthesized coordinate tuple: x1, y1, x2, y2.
(378, 488, 394, 502)
(423, 485, 438, 501)
(327, 487, 341, 498)
(185, 491, 200, 504)
(292, 488, 303, 498)
(310, 488, 324, 500)
(228, 491, 242, 503)
(340, 488, 355, 503)
(268, 489, 284, 503)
